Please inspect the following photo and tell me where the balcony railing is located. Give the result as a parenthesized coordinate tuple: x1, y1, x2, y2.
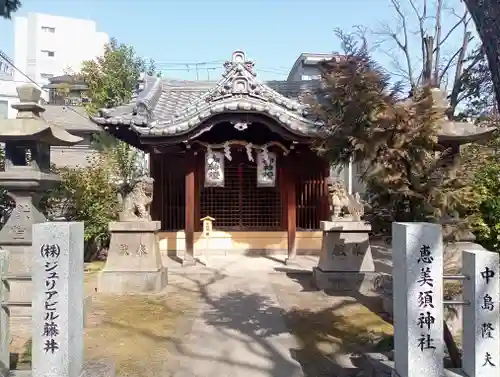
(48, 97, 90, 106)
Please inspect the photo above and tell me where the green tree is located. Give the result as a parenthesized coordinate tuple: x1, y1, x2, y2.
(47, 38, 150, 259)
(459, 134, 500, 251)
(145, 58, 161, 77)
(78, 34, 149, 210)
(0, 0, 21, 19)
(79, 37, 147, 114)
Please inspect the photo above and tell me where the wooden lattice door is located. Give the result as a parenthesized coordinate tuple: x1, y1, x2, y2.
(199, 149, 282, 231)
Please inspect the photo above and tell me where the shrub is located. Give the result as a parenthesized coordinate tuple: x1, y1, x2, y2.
(48, 154, 118, 257)
(469, 146, 500, 251)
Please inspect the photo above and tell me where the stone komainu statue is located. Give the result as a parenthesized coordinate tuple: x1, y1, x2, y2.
(117, 176, 154, 222)
(326, 178, 365, 221)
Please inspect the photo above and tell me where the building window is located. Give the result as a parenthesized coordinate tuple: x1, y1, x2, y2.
(0, 100, 8, 120)
(41, 50, 55, 57)
(40, 73, 54, 79)
(41, 26, 55, 33)
(0, 62, 9, 73)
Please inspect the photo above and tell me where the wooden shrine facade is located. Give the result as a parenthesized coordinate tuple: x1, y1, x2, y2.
(150, 140, 330, 233)
(90, 51, 332, 262)
(147, 116, 330, 261)
(89, 51, 499, 263)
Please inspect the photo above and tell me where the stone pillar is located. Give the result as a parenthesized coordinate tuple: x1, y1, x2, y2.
(392, 222, 444, 377)
(32, 222, 84, 377)
(0, 250, 9, 377)
(463, 249, 500, 377)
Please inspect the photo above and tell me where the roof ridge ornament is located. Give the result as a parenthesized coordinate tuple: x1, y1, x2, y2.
(206, 51, 267, 103)
(223, 51, 255, 77)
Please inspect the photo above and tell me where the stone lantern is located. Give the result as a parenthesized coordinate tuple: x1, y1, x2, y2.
(0, 84, 81, 318)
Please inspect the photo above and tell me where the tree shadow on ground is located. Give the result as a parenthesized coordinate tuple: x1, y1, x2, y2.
(277, 272, 394, 376)
(92, 270, 391, 377)
(278, 270, 320, 293)
(285, 303, 392, 377)
(164, 272, 305, 376)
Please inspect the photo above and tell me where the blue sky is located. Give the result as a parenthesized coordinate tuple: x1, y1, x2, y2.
(0, 0, 473, 82)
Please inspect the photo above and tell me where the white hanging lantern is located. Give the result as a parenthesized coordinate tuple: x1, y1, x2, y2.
(256, 150, 276, 187)
(204, 148, 225, 187)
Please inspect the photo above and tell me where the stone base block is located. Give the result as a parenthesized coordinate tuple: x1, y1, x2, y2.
(109, 220, 161, 232)
(284, 257, 301, 266)
(182, 257, 196, 267)
(356, 353, 466, 377)
(9, 304, 32, 319)
(9, 359, 116, 377)
(98, 267, 167, 294)
(313, 267, 378, 292)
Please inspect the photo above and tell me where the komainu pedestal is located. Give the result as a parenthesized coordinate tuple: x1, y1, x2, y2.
(313, 220, 376, 292)
(98, 221, 167, 293)
(313, 179, 375, 292)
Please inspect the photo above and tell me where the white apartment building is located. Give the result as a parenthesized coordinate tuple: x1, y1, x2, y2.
(14, 13, 108, 89)
(0, 51, 19, 119)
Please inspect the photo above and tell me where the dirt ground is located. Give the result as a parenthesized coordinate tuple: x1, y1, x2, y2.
(11, 263, 201, 377)
(10, 259, 397, 377)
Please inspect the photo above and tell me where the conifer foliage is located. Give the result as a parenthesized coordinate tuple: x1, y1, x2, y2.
(311, 38, 476, 234)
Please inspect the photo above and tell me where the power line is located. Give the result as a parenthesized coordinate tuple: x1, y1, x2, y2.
(0, 54, 93, 122)
(1, 52, 292, 118)
(0, 55, 46, 92)
(155, 60, 225, 66)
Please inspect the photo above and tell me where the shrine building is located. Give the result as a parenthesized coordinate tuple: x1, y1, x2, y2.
(90, 51, 494, 261)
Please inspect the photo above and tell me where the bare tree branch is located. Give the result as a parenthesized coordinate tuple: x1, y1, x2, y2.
(448, 30, 471, 116)
(433, 0, 443, 85)
(378, 48, 416, 82)
(373, 0, 417, 90)
(463, 0, 500, 112)
(436, 11, 469, 51)
(423, 36, 434, 84)
(439, 47, 464, 84)
(408, 0, 428, 81)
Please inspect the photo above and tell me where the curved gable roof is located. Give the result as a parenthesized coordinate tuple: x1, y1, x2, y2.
(91, 51, 322, 139)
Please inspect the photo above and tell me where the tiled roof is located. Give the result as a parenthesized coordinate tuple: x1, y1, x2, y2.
(89, 51, 497, 146)
(91, 51, 322, 139)
(42, 105, 100, 132)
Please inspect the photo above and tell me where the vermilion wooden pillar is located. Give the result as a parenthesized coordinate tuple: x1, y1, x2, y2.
(321, 159, 330, 222)
(285, 156, 297, 264)
(149, 153, 159, 222)
(183, 151, 196, 266)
